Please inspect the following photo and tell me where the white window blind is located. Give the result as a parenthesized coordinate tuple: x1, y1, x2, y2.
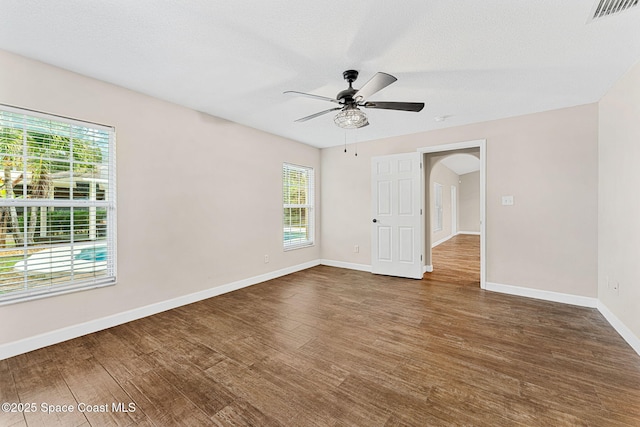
(434, 182, 443, 232)
(283, 163, 314, 250)
(0, 105, 116, 305)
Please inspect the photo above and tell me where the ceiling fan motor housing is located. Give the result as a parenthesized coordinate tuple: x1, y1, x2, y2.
(337, 88, 357, 104)
(338, 70, 360, 105)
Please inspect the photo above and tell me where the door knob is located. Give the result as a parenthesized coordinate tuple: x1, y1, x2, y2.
(372, 219, 377, 223)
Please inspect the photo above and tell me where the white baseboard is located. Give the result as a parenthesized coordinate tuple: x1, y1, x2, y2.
(482, 282, 639, 356)
(431, 232, 480, 249)
(320, 259, 371, 272)
(424, 265, 433, 273)
(5, 262, 639, 361)
(485, 281, 598, 308)
(0, 260, 320, 361)
(432, 234, 454, 248)
(597, 301, 640, 356)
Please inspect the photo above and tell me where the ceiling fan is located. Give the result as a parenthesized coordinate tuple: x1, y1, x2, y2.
(284, 70, 424, 129)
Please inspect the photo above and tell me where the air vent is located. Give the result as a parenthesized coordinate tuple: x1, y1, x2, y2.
(592, 0, 638, 20)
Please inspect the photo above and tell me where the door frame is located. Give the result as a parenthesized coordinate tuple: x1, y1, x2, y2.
(418, 139, 486, 289)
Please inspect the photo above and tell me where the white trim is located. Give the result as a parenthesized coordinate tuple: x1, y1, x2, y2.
(480, 281, 640, 355)
(432, 234, 455, 248)
(485, 282, 598, 308)
(424, 265, 433, 273)
(479, 140, 486, 290)
(0, 280, 115, 307)
(418, 139, 486, 289)
(597, 301, 640, 356)
(0, 260, 320, 361)
(320, 259, 371, 272)
(431, 231, 479, 249)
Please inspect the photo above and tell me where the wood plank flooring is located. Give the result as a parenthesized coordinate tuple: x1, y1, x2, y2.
(430, 234, 481, 286)
(2, 235, 640, 426)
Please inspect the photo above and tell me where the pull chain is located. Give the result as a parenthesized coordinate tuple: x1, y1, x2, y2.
(342, 130, 359, 156)
(354, 130, 358, 156)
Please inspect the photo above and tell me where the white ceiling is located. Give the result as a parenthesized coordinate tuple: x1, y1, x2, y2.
(440, 154, 480, 176)
(1, 1, 640, 149)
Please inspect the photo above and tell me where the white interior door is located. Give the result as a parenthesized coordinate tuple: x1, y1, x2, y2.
(371, 152, 423, 279)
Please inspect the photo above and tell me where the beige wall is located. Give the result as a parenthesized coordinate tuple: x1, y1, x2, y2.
(429, 162, 459, 244)
(599, 59, 640, 341)
(459, 171, 480, 233)
(321, 103, 599, 297)
(0, 50, 320, 346)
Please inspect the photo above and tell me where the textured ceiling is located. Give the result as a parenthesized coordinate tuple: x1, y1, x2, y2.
(1, 1, 640, 148)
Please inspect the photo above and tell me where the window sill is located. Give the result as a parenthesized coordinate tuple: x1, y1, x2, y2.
(284, 242, 315, 252)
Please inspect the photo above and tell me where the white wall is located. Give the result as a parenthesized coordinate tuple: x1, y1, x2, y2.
(459, 171, 480, 233)
(321, 104, 599, 298)
(599, 58, 640, 344)
(0, 50, 321, 349)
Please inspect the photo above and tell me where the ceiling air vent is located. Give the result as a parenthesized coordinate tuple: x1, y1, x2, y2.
(591, 0, 639, 20)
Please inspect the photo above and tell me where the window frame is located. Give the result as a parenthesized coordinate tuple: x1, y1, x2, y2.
(282, 163, 314, 251)
(0, 104, 116, 305)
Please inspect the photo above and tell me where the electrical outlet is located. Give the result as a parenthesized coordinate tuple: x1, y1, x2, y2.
(607, 277, 620, 295)
(264, 254, 269, 263)
(354, 245, 359, 253)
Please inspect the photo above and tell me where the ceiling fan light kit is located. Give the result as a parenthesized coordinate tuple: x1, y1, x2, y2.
(285, 69, 424, 129)
(334, 107, 369, 129)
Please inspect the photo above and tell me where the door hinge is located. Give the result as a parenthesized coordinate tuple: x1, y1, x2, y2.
(420, 208, 422, 215)
(421, 254, 423, 261)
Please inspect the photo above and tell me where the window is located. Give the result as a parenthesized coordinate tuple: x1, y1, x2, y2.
(0, 105, 116, 304)
(283, 163, 314, 250)
(434, 182, 443, 232)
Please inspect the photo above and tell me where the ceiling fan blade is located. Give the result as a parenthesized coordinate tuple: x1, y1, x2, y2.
(363, 101, 425, 112)
(284, 90, 339, 104)
(295, 107, 342, 122)
(353, 72, 397, 101)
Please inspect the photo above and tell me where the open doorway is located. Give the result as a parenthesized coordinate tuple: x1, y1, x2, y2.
(429, 153, 480, 286)
(419, 140, 486, 288)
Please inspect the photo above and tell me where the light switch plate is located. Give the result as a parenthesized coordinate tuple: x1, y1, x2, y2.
(502, 195, 514, 206)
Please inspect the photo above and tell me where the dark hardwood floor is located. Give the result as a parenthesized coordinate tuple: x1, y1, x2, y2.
(2, 235, 640, 426)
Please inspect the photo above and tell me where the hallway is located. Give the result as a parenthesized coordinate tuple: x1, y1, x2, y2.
(427, 234, 480, 286)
